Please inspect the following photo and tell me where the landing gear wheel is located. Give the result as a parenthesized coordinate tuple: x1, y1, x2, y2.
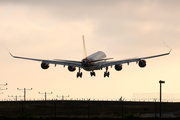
(80, 72, 82, 78)
(77, 72, 82, 78)
(90, 72, 96, 77)
(104, 72, 110, 77)
(77, 72, 79, 78)
(107, 72, 109, 77)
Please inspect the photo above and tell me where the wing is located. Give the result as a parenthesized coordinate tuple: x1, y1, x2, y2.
(9, 52, 82, 68)
(101, 50, 171, 68)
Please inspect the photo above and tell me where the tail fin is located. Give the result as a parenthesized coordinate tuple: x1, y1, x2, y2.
(83, 35, 87, 58)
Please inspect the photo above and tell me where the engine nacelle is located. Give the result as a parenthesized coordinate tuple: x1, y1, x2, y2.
(115, 65, 123, 71)
(138, 60, 146, 68)
(41, 63, 49, 69)
(68, 66, 76, 72)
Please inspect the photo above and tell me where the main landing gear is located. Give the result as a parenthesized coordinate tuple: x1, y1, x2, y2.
(90, 71, 95, 77)
(104, 67, 110, 77)
(76, 68, 110, 78)
(77, 68, 82, 78)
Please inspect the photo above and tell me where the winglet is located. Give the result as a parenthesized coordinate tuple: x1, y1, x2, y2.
(161, 38, 172, 55)
(168, 49, 172, 54)
(9, 52, 14, 57)
(1, 43, 15, 58)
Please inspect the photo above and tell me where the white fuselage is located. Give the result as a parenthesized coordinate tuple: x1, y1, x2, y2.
(81, 51, 106, 71)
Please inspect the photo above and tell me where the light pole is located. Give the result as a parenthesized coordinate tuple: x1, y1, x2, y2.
(8, 95, 23, 102)
(17, 88, 32, 115)
(119, 96, 125, 118)
(57, 95, 69, 104)
(0, 83, 8, 95)
(122, 98, 125, 118)
(39, 92, 53, 105)
(88, 98, 90, 119)
(159, 80, 165, 118)
(153, 98, 157, 117)
(17, 88, 32, 108)
(57, 95, 69, 100)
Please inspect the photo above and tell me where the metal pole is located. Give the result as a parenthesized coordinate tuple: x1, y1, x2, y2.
(8, 95, 23, 104)
(57, 95, 69, 104)
(17, 88, 32, 109)
(16, 96, 17, 102)
(155, 99, 156, 117)
(88, 99, 90, 119)
(159, 80, 165, 118)
(22, 88, 26, 108)
(22, 100, 23, 115)
(39, 92, 53, 105)
(45, 92, 46, 105)
(62, 95, 64, 100)
(0, 83, 8, 101)
(160, 82, 161, 118)
(55, 99, 57, 118)
(62, 95, 64, 104)
(122, 101, 123, 118)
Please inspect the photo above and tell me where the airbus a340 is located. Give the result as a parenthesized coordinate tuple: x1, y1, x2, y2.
(8, 36, 171, 78)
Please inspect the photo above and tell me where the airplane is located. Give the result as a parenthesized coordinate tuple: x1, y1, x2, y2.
(8, 36, 171, 78)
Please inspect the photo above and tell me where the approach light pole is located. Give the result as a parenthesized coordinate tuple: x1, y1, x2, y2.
(8, 95, 23, 102)
(159, 80, 165, 118)
(0, 83, 8, 93)
(153, 98, 157, 117)
(88, 98, 90, 119)
(57, 95, 69, 100)
(0, 83, 8, 100)
(17, 88, 32, 108)
(119, 96, 125, 118)
(57, 95, 69, 104)
(39, 92, 53, 105)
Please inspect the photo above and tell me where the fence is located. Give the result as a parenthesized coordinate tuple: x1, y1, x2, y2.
(132, 93, 180, 102)
(0, 100, 180, 118)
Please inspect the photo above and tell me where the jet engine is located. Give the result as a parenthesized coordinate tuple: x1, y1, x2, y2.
(115, 65, 123, 71)
(138, 60, 146, 68)
(68, 66, 76, 72)
(41, 63, 49, 69)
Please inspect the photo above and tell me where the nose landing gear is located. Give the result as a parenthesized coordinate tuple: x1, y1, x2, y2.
(90, 71, 96, 77)
(104, 72, 109, 77)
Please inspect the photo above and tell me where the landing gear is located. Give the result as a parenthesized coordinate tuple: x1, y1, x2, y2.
(77, 67, 82, 78)
(77, 72, 82, 78)
(90, 71, 96, 77)
(104, 67, 110, 77)
(104, 72, 109, 77)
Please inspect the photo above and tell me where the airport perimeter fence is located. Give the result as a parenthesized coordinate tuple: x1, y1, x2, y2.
(0, 100, 180, 118)
(1, 98, 180, 102)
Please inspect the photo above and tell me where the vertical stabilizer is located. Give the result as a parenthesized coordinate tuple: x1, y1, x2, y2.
(83, 35, 87, 58)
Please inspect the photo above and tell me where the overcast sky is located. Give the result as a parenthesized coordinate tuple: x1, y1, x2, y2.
(0, 0, 180, 101)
